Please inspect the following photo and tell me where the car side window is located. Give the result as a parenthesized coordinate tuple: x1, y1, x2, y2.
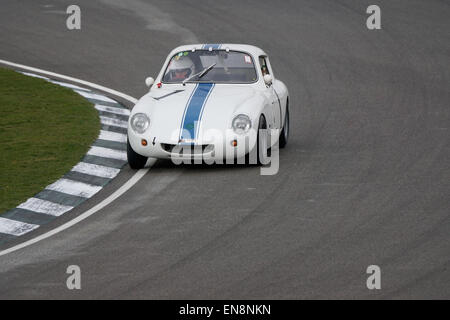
(259, 56, 270, 76)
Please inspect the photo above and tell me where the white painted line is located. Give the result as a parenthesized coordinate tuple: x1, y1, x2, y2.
(95, 104, 130, 116)
(0, 218, 39, 236)
(87, 146, 127, 161)
(75, 90, 117, 103)
(19, 72, 49, 80)
(100, 116, 128, 128)
(46, 178, 102, 198)
(98, 130, 127, 143)
(0, 59, 138, 104)
(72, 162, 120, 179)
(49, 80, 91, 92)
(17, 198, 73, 216)
(0, 165, 153, 257)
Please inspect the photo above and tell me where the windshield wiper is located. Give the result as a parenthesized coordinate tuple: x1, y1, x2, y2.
(182, 63, 216, 85)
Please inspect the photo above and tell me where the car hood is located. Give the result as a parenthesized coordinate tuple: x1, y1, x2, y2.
(132, 83, 263, 143)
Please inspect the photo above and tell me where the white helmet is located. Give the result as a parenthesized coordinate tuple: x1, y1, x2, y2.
(167, 55, 195, 80)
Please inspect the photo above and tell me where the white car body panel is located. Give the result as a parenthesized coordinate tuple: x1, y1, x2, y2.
(128, 44, 289, 161)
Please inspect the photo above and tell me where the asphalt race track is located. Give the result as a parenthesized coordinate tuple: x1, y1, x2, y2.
(0, 0, 449, 299)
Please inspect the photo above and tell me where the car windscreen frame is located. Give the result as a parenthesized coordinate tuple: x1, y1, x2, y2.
(161, 49, 259, 85)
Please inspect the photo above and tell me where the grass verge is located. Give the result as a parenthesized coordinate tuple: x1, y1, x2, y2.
(0, 67, 100, 213)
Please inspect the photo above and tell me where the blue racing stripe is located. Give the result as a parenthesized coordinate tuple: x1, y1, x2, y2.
(180, 83, 215, 142)
(196, 84, 215, 139)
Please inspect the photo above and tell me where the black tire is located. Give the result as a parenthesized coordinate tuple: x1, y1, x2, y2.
(245, 114, 268, 165)
(279, 101, 289, 148)
(127, 139, 148, 169)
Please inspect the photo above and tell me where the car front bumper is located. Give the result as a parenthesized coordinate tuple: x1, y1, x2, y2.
(128, 128, 258, 163)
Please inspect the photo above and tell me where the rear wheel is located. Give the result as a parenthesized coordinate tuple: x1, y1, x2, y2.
(279, 101, 289, 148)
(127, 139, 148, 169)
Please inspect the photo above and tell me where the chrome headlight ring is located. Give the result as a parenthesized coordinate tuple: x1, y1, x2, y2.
(130, 113, 150, 134)
(232, 114, 252, 135)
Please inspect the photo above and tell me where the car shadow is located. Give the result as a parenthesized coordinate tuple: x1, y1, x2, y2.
(150, 158, 261, 172)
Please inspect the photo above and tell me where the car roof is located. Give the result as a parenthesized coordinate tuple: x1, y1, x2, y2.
(168, 44, 268, 58)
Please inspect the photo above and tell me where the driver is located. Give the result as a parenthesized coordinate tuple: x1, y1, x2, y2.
(166, 55, 195, 81)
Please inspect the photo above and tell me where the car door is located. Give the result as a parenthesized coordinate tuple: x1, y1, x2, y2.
(259, 56, 282, 129)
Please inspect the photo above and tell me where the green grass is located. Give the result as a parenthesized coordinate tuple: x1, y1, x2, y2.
(0, 67, 100, 213)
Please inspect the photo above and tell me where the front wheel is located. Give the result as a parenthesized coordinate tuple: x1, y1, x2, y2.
(244, 114, 268, 165)
(279, 103, 289, 148)
(127, 139, 148, 169)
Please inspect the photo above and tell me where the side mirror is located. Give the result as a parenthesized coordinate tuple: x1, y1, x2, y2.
(263, 74, 273, 86)
(145, 77, 155, 87)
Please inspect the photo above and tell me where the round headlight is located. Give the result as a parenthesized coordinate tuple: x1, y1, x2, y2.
(232, 114, 251, 134)
(130, 113, 150, 134)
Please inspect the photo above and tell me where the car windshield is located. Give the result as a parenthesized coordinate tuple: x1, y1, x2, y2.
(162, 50, 258, 84)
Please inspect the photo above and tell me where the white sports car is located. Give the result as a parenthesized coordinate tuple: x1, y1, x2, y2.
(127, 44, 289, 168)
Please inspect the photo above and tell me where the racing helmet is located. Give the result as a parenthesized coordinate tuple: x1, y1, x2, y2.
(167, 55, 195, 80)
